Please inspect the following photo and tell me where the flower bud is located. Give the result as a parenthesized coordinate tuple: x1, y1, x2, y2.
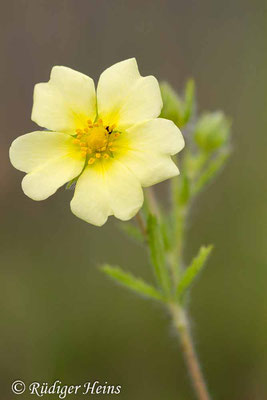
(160, 82, 183, 127)
(194, 112, 231, 152)
(160, 80, 195, 128)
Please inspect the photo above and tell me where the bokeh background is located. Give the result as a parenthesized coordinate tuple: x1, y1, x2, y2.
(0, 1, 266, 399)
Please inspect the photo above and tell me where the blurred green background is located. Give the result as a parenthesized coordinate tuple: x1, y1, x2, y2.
(0, 1, 266, 399)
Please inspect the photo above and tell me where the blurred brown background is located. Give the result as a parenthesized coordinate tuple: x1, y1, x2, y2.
(0, 1, 266, 399)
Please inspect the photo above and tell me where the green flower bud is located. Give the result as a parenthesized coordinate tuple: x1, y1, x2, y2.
(160, 82, 184, 127)
(160, 80, 195, 128)
(194, 112, 231, 152)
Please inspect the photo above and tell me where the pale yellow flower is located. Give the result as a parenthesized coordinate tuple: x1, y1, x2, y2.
(10, 58, 184, 226)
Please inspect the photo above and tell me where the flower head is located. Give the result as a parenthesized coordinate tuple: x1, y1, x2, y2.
(10, 58, 184, 226)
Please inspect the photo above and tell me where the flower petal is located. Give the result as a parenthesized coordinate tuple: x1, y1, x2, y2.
(10, 131, 84, 200)
(32, 66, 96, 133)
(126, 118, 185, 155)
(119, 118, 185, 186)
(97, 58, 162, 130)
(70, 160, 144, 226)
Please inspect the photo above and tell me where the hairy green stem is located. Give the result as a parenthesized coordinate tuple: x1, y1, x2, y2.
(171, 175, 187, 284)
(150, 173, 211, 400)
(173, 204, 186, 276)
(145, 187, 161, 218)
(170, 174, 211, 399)
(135, 212, 147, 241)
(169, 304, 211, 400)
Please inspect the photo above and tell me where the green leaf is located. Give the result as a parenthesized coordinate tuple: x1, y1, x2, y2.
(183, 79, 195, 124)
(102, 265, 164, 301)
(177, 245, 213, 301)
(192, 149, 231, 195)
(147, 214, 171, 294)
(119, 222, 144, 243)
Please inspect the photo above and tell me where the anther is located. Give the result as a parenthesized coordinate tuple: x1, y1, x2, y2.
(95, 153, 101, 159)
(87, 119, 92, 125)
(103, 154, 109, 159)
(88, 158, 95, 165)
(73, 139, 80, 144)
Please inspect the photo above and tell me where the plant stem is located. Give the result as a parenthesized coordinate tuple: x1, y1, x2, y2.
(170, 174, 188, 285)
(135, 212, 147, 241)
(145, 187, 161, 217)
(169, 303, 211, 400)
(170, 176, 211, 399)
(173, 203, 186, 278)
(140, 177, 211, 399)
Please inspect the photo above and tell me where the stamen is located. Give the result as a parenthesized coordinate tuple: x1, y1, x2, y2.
(74, 120, 121, 166)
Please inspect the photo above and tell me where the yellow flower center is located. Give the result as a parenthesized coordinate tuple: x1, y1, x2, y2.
(73, 119, 120, 165)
